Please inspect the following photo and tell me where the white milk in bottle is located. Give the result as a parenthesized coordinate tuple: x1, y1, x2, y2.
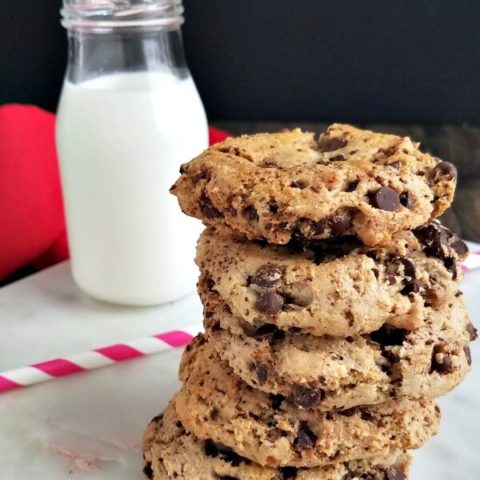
(56, 1, 208, 305)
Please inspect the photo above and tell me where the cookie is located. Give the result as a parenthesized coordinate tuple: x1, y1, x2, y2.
(205, 294, 474, 411)
(176, 335, 439, 468)
(171, 124, 457, 246)
(197, 221, 467, 337)
(143, 402, 411, 480)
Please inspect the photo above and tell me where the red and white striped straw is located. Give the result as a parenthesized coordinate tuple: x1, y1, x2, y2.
(0, 324, 201, 394)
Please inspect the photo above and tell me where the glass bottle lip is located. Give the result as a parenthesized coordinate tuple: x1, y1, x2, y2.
(60, 0, 184, 31)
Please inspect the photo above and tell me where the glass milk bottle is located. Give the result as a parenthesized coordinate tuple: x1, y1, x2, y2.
(56, 0, 208, 306)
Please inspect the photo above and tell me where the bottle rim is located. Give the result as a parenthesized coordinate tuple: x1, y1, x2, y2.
(60, 0, 184, 30)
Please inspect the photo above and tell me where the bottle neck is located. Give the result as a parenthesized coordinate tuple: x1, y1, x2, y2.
(61, 0, 188, 84)
(61, 0, 184, 31)
(65, 28, 188, 84)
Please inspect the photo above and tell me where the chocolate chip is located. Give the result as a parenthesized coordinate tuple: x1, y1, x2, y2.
(430, 345, 454, 374)
(277, 221, 292, 233)
(319, 137, 348, 152)
(290, 180, 307, 189)
(242, 204, 259, 221)
(451, 238, 469, 256)
(280, 466, 299, 479)
(204, 439, 218, 457)
(417, 224, 468, 266)
(150, 414, 163, 424)
(385, 262, 398, 285)
(443, 256, 455, 270)
(444, 257, 458, 279)
(330, 214, 353, 236)
(292, 386, 324, 408)
(310, 219, 328, 236)
(377, 145, 397, 158)
(269, 201, 279, 214)
(204, 440, 251, 467)
(466, 322, 478, 341)
(399, 191, 415, 209)
(415, 223, 449, 259)
(199, 193, 223, 219)
(398, 257, 416, 279)
(250, 265, 283, 287)
(386, 467, 407, 480)
(269, 393, 285, 410)
(330, 153, 346, 161)
(401, 279, 423, 295)
(360, 411, 373, 421)
(210, 408, 219, 420)
(337, 408, 356, 417)
(256, 290, 284, 315)
(294, 422, 317, 450)
(464, 346, 472, 366)
(371, 187, 400, 211)
(193, 170, 210, 183)
(251, 323, 285, 342)
(345, 179, 359, 192)
(370, 324, 407, 346)
(388, 161, 402, 169)
(255, 363, 268, 383)
(143, 462, 153, 479)
(434, 161, 457, 180)
(261, 159, 278, 168)
(218, 476, 239, 480)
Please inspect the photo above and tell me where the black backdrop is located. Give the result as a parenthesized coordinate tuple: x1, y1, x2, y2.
(1, 0, 480, 123)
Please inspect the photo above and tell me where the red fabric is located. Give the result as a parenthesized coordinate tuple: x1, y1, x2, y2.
(0, 103, 229, 282)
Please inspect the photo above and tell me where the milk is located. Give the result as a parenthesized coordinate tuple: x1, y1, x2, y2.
(56, 72, 208, 305)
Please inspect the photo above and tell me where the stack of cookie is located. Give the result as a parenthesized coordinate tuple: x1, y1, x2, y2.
(143, 124, 476, 479)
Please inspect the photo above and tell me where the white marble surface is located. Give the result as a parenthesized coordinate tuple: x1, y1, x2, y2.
(0, 260, 479, 479)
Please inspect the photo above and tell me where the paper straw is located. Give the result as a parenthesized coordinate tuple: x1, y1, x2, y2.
(0, 324, 201, 394)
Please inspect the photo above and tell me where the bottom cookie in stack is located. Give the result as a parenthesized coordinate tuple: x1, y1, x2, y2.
(143, 402, 411, 480)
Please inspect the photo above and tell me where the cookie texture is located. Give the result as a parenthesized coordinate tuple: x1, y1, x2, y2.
(143, 402, 411, 480)
(171, 124, 457, 246)
(205, 294, 474, 411)
(176, 335, 439, 468)
(197, 221, 467, 337)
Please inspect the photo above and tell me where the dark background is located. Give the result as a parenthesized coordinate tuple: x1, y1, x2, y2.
(1, 0, 480, 123)
(0, 0, 479, 241)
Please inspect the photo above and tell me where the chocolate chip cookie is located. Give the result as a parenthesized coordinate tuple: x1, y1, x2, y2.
(175, 335, 439, 468)
(205, 293, 474, 411)
(143, 402, 411, 480)
(171, 124, 457, 246)
(197, 221, 467, 337)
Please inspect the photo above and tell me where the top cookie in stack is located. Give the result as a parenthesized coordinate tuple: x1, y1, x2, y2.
(171, 123, 457, 246)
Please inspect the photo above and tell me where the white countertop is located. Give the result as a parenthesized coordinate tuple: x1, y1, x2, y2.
(0, 261, 479, 479)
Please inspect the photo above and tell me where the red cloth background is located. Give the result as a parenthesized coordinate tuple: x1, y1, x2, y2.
(0, 104, 229, 282)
